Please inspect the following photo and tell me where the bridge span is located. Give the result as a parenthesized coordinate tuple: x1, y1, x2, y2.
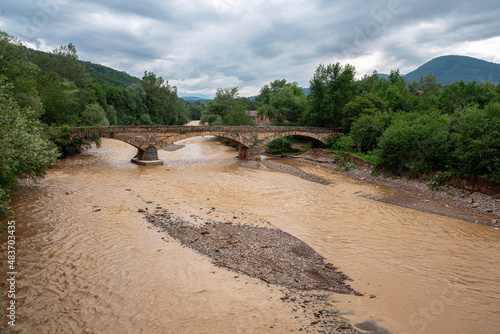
(69, 125, 341, 165)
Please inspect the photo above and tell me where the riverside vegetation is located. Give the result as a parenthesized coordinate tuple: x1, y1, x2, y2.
(1, 29, 500, 224)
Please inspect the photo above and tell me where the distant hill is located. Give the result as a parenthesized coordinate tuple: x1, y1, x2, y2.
(180, 96, 210, 104)
(404, 55, 500, 84)
(85, 62, 141, 87)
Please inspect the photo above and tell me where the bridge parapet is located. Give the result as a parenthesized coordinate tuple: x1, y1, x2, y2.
(68, 125, 341, 164)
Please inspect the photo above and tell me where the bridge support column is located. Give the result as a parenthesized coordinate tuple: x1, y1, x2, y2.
(132, 147, 163, 166)
(238, 145, 261, 161)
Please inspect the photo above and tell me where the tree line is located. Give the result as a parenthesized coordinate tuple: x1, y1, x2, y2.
(202, 63, 499, 183)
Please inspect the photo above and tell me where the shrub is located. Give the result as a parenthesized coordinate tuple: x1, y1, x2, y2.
(329, 135, 355, 152)
(378, 113, 452, 174)
(265, 138, 299, 155)
(451, 103, 500, 181)
(350, 112, 393, 152)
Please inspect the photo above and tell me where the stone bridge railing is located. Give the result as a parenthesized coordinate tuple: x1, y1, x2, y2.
(68, 125, 341, 165)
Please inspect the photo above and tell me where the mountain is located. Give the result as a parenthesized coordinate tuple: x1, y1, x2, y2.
(404, 55, 500, 84)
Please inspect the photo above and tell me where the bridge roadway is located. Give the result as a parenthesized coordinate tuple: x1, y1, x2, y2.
(69, 125, 341, 165)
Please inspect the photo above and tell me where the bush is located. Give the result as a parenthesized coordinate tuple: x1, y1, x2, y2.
(350, 112, 393, 152)
(329, 135, 355, 152)
(378, 113, 452, 174)
(265, 138, 299, 155)
(451, 103, 500, 180)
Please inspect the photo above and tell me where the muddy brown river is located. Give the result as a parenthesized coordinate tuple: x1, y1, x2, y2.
(5, 136, 500, 333)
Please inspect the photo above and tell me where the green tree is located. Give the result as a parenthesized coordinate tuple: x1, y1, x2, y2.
(306, 63, 356, 128)
(0, 78, 59, 218)
(41, 43, 92, 88)
(258, 79, 307, 125)
(0, 31, 43, 113)
(438, 81, 497, 113)
(37, 72, 80, 125)
(142, 71, 187, 125)
(81, 103, 109, 126)
(200, 87, 253, 126)
(378, 113, 452, 173)
(350, 112, 393, 152)
(342, 92, 387, 131)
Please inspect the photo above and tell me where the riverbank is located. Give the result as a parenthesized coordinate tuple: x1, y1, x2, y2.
(263, 149, 499, 228)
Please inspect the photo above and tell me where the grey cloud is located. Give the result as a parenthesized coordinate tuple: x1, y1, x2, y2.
(1, 0, 499, 96)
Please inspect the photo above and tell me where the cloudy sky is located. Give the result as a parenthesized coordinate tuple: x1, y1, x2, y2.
(1, 0, 500, 97)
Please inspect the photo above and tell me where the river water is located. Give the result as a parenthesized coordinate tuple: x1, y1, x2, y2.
(5, 136, 500, 333)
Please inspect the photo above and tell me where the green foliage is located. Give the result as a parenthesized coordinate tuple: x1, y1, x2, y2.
(0, 78, 59, 219)
(201, 87, 254, 126)
(185, 100, 205, 120)
(46, 125, 95, 157)
(378, 113, 452, 174)
(85, 61, 142, 87)
(306, 62, 356, 128)
(142, 71, 189, 125)
(451, 103, 500, 180)
(258, 79, 307, 125)
(0, 31, 43, 113)
(350, 112, 393, 152)
(429, 171, 453, 191)
(438, 80, 497, 113)
(222, 108, 254, 126)
(334, 154, 356, 171)
(343, 92, 387, 131)
(329, 135, 355, 152)
(38, 43, 92, 88)
(81, 103, 109, 126)
(265, 137, 299, 155)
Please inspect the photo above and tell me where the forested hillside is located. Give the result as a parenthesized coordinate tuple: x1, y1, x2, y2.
(405, 55, 500, 84)
(85, 62, 142, 87)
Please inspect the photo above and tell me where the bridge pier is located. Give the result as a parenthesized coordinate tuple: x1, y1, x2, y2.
(238, 145, 262, 161)
(132, 147, 163, 166)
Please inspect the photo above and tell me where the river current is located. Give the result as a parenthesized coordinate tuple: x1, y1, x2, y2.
(4, 136, 500, 333)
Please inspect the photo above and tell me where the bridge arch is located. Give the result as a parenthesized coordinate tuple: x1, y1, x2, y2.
(257, 132, 328, 147)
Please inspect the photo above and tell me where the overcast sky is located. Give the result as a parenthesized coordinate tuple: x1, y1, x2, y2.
(1, 0, 500, 97)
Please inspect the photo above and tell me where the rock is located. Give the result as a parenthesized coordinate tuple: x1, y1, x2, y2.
(472, 203, 480, 208)
(138, 208, 146, 213)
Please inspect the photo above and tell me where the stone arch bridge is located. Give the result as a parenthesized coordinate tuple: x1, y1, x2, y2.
(69, 125, 341, 165)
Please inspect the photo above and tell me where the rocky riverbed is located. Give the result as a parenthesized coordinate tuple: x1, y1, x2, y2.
(145, 209, 364, 333)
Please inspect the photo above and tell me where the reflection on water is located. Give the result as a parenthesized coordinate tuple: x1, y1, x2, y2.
(6, 137, 500, 333)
